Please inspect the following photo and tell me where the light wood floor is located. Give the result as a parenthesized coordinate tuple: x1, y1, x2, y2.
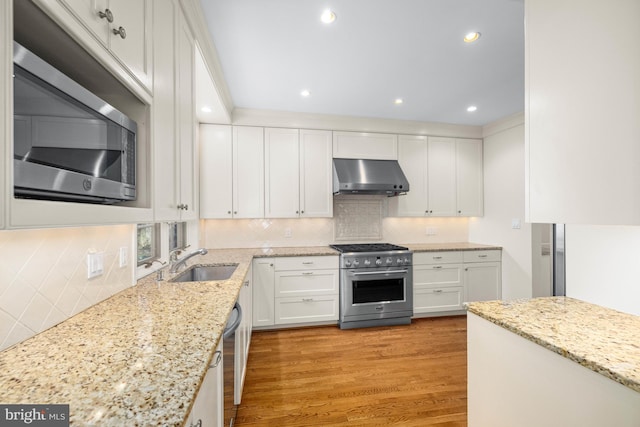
(235, 316, 467, 426)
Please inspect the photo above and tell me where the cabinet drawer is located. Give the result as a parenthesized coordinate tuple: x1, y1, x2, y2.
(275, 295, 339, 324)
(274, 270, 338, 297)
(274, 256, 338, 271)
(413, 264, 463, 289)
(463, 250, 501, 263)
(414, 286, 465, 314)
(414, 251, 463, 265)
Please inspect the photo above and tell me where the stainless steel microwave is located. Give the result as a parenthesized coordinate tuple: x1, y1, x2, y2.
(13, 42, 137, 204)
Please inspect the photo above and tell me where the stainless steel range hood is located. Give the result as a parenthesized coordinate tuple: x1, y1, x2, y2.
(333, 158, 410, 196)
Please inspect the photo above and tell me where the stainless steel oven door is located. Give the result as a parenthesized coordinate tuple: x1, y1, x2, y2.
(340, 267, 413, 322)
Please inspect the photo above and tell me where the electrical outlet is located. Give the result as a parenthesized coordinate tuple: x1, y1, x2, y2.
(426, 227, 438, 236)
(284, 227, 292, 238)
(87, 252, 104, 279)
(511, 218, 522, 229)
(119, 247, 128, 268)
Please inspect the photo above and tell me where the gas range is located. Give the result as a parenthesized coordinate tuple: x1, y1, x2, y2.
(330, 243, 414, 329)
(330, 243, 412, 269)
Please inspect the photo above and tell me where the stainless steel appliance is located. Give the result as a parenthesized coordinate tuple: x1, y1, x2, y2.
(223, 302, 242, 427)
(13, 42, 137, 204)
(330, 243, 413, 329)
(333, 158, 410, 196)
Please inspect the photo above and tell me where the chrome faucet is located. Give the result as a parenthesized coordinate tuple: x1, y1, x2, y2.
(169, 248, 208, 273)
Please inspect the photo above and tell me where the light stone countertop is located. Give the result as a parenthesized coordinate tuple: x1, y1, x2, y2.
(405, 242, 502, 252)
(0, 246, 337, 426)
(466, 297, 640, 393)
(0, 242, 500, 426)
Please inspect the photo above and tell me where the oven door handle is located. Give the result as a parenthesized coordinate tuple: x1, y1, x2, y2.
(351, 270, 408, 276)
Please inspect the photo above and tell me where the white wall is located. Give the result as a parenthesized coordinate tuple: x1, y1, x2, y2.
(0, 225, 135, 350)
(469, 115, 532, 300)
(565, 225, 640, 316)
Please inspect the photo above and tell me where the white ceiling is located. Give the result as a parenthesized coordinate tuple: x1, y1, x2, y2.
(199, 0, 524, 127)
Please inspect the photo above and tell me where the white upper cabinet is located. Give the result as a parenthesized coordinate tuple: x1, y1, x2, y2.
(428, 137, 458, 216)
(456, 138, 483, 217)
(200, 125, 264, 219)
(0, 0, 8, 229)
(332, 131, 398, 160)
(265, 128, 300, 218)
(58, 0, 152, 90)
(153, 2, 196, 221)
(200, 124, 233, 218)
(396, 135, 429, 216)
(233, 126, 265, 219)
(526, 0, 640, 225)
(299, 129, 333, 217)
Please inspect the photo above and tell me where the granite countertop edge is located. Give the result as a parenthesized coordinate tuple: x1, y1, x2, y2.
(466, 297, 640, 394)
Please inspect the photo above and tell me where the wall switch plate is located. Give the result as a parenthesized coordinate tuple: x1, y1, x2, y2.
(119, 247, 128, 268)
(284, 227, 292, 238)
(511, 218, 522, 229)
(87, 252, 105, 279)
(426, 227, 438, 236)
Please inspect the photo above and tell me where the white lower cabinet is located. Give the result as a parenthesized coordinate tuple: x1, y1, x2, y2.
(413, 250, 502, 315)
(187, 341, 223, 427)
(252, 258, 275, 328)
(253, 256, 339, 328)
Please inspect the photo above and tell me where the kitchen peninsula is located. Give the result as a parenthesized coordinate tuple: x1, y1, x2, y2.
(467, 297, 640, 427)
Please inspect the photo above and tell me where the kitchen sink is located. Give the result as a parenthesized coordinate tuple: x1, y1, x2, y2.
(170, 264, 238, 282)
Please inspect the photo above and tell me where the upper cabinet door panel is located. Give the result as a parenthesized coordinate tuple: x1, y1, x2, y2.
(300, 129, 333, 218)
(427, 137, 457, 216)
(332, 131, 398, 160)
(200, 124, 233, 218)
(456, 138, 483, 217)
(265, 128, 300, 218)
(61, 0, 110, 43)
(108, 0, 152, 88)
(526, 0, 640, 224)
(233, 126, 264, 219)
(397, 135, 428, 216)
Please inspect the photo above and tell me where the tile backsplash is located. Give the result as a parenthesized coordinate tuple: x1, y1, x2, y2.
(202, 213, 469, 249)
(0, 225, 134, 351)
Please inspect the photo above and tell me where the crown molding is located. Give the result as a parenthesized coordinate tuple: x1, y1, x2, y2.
(482, 112, 525, 138)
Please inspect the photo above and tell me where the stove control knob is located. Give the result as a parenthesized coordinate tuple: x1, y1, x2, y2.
(353, 259, 360, 267)
(386, 257, 393, 265)
(345, 260, 352, 267)
(404, 257, 411, 264)
(396, 258, 403, 265)
(375, 259, 382, 266)
(364, 259, 371, 266)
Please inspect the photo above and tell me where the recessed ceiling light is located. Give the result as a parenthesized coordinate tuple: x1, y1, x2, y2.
(201, 106, 212, 113)
(301, 90, 311, 97)
(394, 98, 404, 105)
(463, 32, 481, 43)
(321, 9, 336, 24)
(467, 105, 478, 112)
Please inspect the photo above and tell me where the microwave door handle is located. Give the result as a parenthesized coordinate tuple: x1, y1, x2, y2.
(352, 270, 408, 276)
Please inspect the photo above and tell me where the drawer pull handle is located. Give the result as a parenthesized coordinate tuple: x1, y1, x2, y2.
(210, 350, 222, 368)
(433, 266, 442, 269)
(302, 298, 314, 302)
(433, 289, 443, 293)
(302, 272, 314, 276)
(98, 8, 114, 23)
(478, 255, 488, 258)
(302, 261, 314, 265)
(433, 256, 442, 259)
(112, 26, 127, 39)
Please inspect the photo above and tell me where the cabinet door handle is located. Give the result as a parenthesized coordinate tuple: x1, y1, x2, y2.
(302, 272, 314, 275)
(433, 266, 442, 269)
(301, 210, 304, 214)
(296, 210, 299, 214)
(302, 298, 314, 302)
(433, 289, 443, 293)
(244, 280, 249, 287)
(234, 211, 238, 214)
(112, 26, 127, 39)
(98, 8, 114, 23)
(227, 211, 231, 214)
